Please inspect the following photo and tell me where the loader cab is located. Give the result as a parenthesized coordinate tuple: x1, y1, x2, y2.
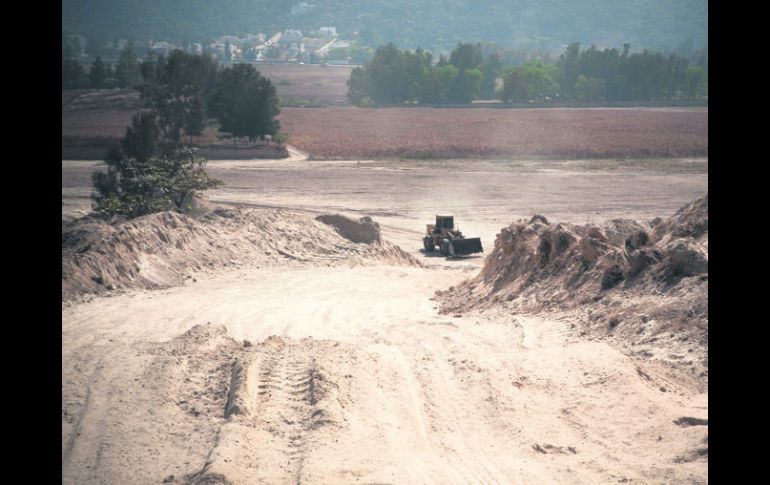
(435, 215, 454, 233)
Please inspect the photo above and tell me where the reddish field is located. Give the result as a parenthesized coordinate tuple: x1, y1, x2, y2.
(256, 64, 353, 104)
(278, 106, 708, 159)
(63, 89, 708, 161)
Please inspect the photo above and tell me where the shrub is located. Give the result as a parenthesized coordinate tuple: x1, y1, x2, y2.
(92, 113, 222, 218)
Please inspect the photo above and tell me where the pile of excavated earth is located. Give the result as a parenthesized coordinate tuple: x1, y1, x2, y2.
(62, 206, 421, 301)
(439, 194, 708, 381)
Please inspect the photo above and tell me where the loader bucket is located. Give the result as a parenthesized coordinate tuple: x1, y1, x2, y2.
(449, 237, 483, 256)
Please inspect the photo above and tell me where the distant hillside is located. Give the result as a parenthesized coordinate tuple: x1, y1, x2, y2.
(63, 0, 707, 53)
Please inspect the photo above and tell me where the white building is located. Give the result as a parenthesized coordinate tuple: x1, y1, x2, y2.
(150, 41, 176, 56)
(318, 27, 337, 39)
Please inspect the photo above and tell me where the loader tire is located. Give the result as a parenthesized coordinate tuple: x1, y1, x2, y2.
(440, 238, 451, 256)
(424, 237, 434, 252)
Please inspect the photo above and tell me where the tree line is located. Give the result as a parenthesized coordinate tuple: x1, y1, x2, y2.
(64, 44, 282, 145)
(347, 42, 707, 106)
(347, 43, 493, 106)
(85, 47, 282, 218)
(62, 42, 145, 90)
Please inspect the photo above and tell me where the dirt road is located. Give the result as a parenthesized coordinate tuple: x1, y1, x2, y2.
(62, 156, 708, 483)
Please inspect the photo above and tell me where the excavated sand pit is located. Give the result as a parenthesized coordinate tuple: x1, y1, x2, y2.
(62, 159, 707, 484)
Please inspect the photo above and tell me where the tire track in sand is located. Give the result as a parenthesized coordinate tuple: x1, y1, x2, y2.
(192, 336, 341, 485)
(253, 341, 333, 483)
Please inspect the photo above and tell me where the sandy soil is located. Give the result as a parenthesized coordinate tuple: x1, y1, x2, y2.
(63, 152, 707, 246)
(62, 153, 707, 484)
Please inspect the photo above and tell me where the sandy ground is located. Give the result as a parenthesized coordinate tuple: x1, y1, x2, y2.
(62, 152, 708, 484)
(63, 149, 707, 250)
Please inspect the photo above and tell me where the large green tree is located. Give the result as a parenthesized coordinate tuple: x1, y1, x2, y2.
(115, 42, 142, 88)
(683, 66, 707, 99)
(557, 42, 580, 100)
(209, 63, 281, 142)
(184, 92, 206, 143)
(89, 56, 108, 90)
(62, 47, 85, 89)
(417, 64, 457, 103)
(500, 67, 528, 102)
(347, 43, 484, 106)
(447, 67, 483, 103)
(575, 75, 605, 101)
(501, 62, 558, 102)
(449, 42, 483, 72)
(139, 50, 218, 143)
(346, 66, 370, 106)
(365, 43, 411, 105)
(480, 51, 502, 99)
(92, 112, 221, 218)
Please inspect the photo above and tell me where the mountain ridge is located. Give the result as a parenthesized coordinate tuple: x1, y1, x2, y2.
(62, 0, 708, 53)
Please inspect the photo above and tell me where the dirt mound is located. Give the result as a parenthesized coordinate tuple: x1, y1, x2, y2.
(603, 218, 650, 248)
(439, 194, 708, 379)
(652, 193, 708, 245)
(62, 208, 421, 300)
(315, 214, 381, 244)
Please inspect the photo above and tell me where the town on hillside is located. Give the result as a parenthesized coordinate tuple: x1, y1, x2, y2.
(64, 26, 359, 66)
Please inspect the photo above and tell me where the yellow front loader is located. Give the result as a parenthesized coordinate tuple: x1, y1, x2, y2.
(423, 215, 483, 256)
